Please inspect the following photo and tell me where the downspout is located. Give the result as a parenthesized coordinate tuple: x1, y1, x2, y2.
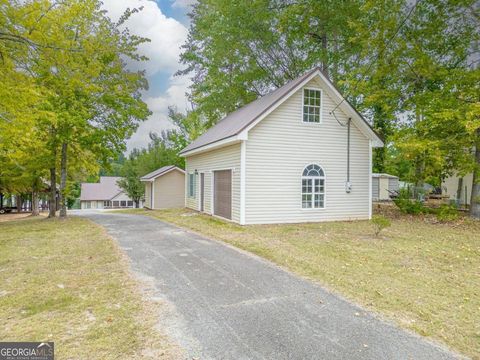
(346, 118, 352, 193)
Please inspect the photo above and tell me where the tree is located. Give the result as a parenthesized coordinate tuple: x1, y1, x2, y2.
(1, 0, 151, 218)
(117, 167, 143, 208)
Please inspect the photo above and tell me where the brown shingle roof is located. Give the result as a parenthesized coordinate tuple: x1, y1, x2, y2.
(80, 177, 123, 201)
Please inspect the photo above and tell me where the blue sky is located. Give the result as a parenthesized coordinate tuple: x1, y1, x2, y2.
(101, 0, 195, 152)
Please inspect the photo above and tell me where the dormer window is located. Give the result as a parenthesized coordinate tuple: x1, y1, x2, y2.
(303, 88, 321, 123)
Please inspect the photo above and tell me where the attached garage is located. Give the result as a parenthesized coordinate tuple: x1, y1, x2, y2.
(213, 170, 232, 220)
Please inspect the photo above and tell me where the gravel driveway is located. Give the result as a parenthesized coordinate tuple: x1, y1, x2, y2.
(78, 211, 459, 360)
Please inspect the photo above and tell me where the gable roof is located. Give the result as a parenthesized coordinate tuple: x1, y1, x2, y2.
(180, 67, 383, 156)
(140, 165, 185, 181)
(80, 177, 124, 201)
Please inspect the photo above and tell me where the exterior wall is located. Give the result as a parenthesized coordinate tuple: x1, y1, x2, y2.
(443, 173, 473, 205)
(244, 77, 371, 224)
(388, 177, 399, 192)
(372, 178, 380, 201)
(379, 177, 390, 200)
(152, 170, 185, 209)
(144, 182, 152, 208)
(185, 143, 241, 222)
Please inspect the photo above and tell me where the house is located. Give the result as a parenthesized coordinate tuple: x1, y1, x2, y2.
(179, 68, 383, 225)
(80, 176, 142, 209)
(140, 165, 185, 209)
(442, 173, 474, 205)
(372, 173, 399, 201)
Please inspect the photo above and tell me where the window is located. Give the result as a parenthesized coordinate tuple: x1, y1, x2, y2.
(127, 201, 133, 207)
(188, 173, 196, 198)
(103, 201, 111, 208)
(112, 201, 119, 207)
(120, 200, 127, 207)
(302, 164, 325, 209)
(303, 88, 321, 123)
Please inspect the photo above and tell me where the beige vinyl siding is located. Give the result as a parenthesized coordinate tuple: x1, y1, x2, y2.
(152, 169, 185, 209)
(442, 173, 473, 205)
(245, 77, 371, 224)
(144, 182, 152, 208)
(185, 143, 241, 222)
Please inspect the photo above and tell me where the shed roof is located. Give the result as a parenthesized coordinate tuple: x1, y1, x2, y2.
(80, 177, 123, 201)
(140, 165, 185, 181)
(180, 67, 382, 155)
(372, 173, 399, 179)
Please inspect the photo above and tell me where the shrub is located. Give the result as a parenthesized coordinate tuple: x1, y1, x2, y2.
(436, 204, 459, 222)
(393, 188, 426, 214)
(371, 215, 391, 237)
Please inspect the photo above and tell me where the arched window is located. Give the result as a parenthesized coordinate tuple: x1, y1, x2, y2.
(302, 164, 325, 209)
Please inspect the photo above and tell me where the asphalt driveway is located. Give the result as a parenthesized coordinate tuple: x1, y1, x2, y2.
(78, 211, 458, 360)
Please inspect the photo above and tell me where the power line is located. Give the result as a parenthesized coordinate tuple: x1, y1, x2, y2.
(330, 0, 423, 115)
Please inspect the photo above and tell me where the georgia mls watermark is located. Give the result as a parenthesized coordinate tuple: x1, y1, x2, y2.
(0, 343, 54, 360)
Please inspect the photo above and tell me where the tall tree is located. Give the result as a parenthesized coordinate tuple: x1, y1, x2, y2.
(2, 0, 151, 217)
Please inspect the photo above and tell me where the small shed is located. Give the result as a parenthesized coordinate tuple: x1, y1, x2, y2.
(140, 165, 185, 209)
(372, 173, 399, 201)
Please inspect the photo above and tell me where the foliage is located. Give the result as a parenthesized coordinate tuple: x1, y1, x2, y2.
(0, 0, 150, 216)
(371, 215, 391, 237)
(435, 204, 460, 223)
(117, 156, 144, 208)
(393, 188, 426, 214)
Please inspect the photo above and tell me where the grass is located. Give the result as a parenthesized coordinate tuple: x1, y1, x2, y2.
(0, 216, 181, 360)
(122, 207, 480, 359)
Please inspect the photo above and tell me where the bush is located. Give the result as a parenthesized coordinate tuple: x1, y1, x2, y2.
(394, 198, 426, 214)
(436, 204, 459, 222)
(371, 215, 391, 237)
(393, 188, 427, 214)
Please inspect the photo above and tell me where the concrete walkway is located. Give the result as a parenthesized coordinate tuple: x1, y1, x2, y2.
(78, 211, 458, 360)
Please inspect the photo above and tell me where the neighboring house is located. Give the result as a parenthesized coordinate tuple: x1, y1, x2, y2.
(179, 68, 383, 225)
(372, 173, 399, 201)
(80, 176, 142, 209)
(140, 165, 185, 209)
(443, 173, 473, 205)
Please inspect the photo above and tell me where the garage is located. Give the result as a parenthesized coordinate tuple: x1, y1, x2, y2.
(213, 170, 232, 220)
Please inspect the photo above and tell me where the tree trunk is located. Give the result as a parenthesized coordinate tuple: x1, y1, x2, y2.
(48, 166, 56, 218)
(321, 33, 329, 79)
(456, 177, 463, 205)
(59, 142, 68, 218)
(16, 195, 22, 213)
(470, 130, 480, 218)
(31, 190, 39, 216)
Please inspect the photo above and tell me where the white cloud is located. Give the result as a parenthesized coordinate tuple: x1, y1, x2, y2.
(102, 0, 188, 75)
(100, 0, 191, 151)
(126, 75, 191, 151)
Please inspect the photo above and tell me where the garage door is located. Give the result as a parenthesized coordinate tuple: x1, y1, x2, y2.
(214, 170, 232, 220)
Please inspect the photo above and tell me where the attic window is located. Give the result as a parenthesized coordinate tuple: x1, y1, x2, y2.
(303, 88, 321, 123)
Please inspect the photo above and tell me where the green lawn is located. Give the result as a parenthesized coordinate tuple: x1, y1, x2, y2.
(0, 216, 181, 360)
(125, 207, 480, 359)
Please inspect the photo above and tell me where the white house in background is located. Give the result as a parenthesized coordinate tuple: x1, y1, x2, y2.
(372, 173, 399, 201)
(443, 173, 474, 206)
(80, 176, 142, 209)
(140, 165, 185, 209)
(179, 67, 383, 225)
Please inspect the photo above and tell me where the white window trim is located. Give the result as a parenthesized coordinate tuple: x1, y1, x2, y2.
(301, 87, 323, 124)
(300, 164, 326, 210)
(188, 172, 196, 198)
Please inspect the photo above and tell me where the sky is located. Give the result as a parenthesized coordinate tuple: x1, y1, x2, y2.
(101, 0, 196, 152)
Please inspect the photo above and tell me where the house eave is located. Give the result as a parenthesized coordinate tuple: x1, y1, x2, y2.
(180, 135, 245, 157)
